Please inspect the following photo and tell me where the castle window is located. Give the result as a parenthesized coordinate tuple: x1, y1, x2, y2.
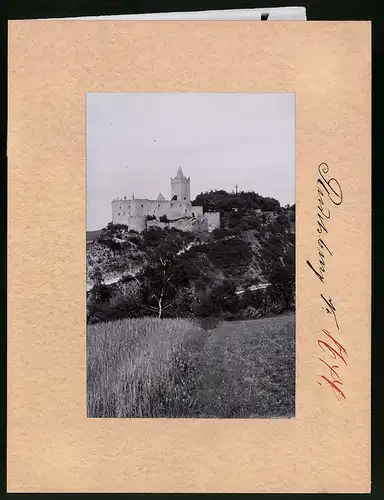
(118, 212, 120, 216)
(158, 204, 160, 207)
(141, 204, 143, 207)
(184, 197, 186, 200)
(170, 203, 173, 207)
(179, 204, 181, 207)
(185, 209, 187, 213)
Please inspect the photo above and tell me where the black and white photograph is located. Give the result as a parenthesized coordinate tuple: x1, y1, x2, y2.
(86, 92, 296, 418)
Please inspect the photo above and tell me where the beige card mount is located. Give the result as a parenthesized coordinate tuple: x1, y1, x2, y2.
(8, 21, 371, 493)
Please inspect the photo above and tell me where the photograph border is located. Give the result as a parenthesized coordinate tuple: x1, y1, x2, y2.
(85, 90, 297, 420)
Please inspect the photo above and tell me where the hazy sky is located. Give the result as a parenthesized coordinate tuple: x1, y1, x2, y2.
(87, 93, 295, 230)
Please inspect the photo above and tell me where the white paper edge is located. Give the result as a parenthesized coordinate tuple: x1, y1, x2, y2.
(38, 7, 307, 21)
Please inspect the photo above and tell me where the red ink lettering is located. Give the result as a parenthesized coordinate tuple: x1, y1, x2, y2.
(318, 329, 347, 365)
(318, 329, 347, 401)
(319, 375, 346, 401)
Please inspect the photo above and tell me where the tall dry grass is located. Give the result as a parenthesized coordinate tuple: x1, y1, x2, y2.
(87, 317, 205, 417)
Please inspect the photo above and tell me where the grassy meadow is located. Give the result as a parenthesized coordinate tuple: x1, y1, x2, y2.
(87, 314, 295, 418)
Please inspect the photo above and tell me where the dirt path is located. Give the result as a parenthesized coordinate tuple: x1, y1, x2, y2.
(195, 324, 234, 417)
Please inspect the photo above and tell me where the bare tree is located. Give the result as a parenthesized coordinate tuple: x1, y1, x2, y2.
(142, 255, 178, 318)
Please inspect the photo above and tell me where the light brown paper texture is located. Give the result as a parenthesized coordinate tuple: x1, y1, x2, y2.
(8, 21, 371, 493)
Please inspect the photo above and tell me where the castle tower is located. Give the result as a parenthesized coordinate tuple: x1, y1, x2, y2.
(170, 167, 190, 202)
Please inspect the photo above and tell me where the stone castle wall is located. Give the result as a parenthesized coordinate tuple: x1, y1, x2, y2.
(112, 198, 203, 226)
(205, 212, 221, 232)
(112, 199, 220, 233)
(147, 216, 208, 232)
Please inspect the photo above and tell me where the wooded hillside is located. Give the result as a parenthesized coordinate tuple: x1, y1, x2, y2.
(87, 190, 295, 324)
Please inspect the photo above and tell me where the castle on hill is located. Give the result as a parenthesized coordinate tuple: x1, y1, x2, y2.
(112, 167, 220, 233)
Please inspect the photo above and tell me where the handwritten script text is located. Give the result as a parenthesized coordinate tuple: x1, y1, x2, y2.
(306, 163, 347, 400)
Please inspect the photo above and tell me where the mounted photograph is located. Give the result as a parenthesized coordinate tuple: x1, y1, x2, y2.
(86, 92, 296, 418)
